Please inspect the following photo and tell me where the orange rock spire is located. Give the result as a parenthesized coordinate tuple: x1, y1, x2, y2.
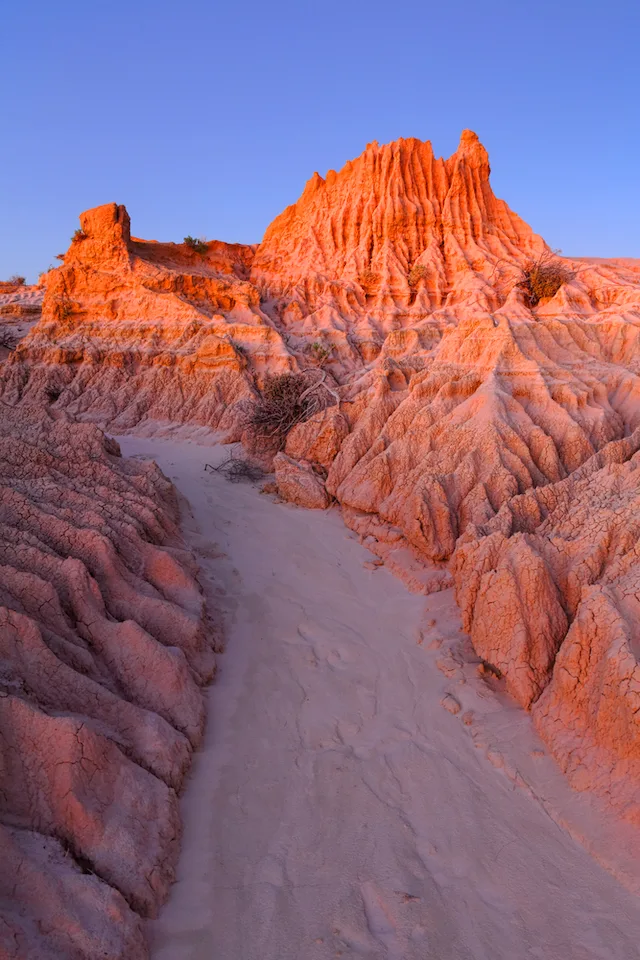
(252, 130, 544, 311)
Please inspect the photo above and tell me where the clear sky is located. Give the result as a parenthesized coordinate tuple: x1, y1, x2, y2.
(1, 0, 638, 281)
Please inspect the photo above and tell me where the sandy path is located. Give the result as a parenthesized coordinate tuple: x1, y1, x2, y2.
(118, 437, 640, 960)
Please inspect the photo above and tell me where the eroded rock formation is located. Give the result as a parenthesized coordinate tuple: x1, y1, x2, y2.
(2, 129, 640, 827)
(0, 405, 215, 958)
(0, 282, 42, 357)
(0, 203, 281, 436)
(453, 428, 640, 822)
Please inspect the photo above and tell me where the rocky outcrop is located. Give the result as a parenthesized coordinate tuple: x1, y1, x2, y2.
(0, 283, 42, 356)
(453, 429, 640, 821)
(0, 202, 287, 435)
(0, 405, 216, 957)
(274, 452, 331, 509)
(284, 407, 350, 468)
(0, 825, 146, 959)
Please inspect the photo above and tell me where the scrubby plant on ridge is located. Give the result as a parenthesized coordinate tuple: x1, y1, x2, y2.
(245, 371, 335, 452)
(52, 291, 76, 321)
(7, 274, 26, 286)
(306, 340, 332, 366)
(184, 235, 209, 255)
(358, 269, 379, 295)
(71, 229, 87, 243)
(518, 250, 573, 307)
(408, 262, 427, 287)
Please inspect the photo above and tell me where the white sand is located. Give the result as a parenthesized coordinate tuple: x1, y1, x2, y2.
(118, 436, 640, 960)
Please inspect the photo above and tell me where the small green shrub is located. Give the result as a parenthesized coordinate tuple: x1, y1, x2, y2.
(518, 252, 573, 307)
(184, 235, 208, 255)
(307, 340, 332, 365)
(408, 263, 427, 287)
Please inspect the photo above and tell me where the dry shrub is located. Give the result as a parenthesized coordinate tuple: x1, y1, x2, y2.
(305, 340, 332, 366)
(184, 235, 208, 255)
(518, 251, 573, 307)
(205, 457, 265, 484)
(71, 229, 87, 243)
(358, 269, 379, 296)
(246, 371, 332, 452)
(7, 274, 26, 286)
(408, 263, 427, 287)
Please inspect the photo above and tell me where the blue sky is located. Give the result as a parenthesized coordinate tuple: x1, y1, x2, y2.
(1, 0, 638, 281)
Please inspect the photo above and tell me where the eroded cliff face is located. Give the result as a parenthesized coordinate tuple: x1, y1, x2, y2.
(252, 130, 544, 314)
(2, 130, 640, 826)
(453, 430, 640, 822)
(1, 202, 285, 436)
(0, 406, 216, 958)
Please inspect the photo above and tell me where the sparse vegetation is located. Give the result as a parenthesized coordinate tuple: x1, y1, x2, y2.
(184, 235, 209, 255)
(72, 229, 87, 243)
(7, 274, 26, 286)
(246, 371, 333, 451)
(205, 457, 265, 484)
(306, 340, 332, 366)
(358, 269, 379, 296)
(408, 263, 427, 287)
(518, 250, 573, 307)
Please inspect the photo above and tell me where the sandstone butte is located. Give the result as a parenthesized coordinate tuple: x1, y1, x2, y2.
(1, 129, 640, 955)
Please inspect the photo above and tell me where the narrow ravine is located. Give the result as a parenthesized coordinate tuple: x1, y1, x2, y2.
(119, 437, 640, 960)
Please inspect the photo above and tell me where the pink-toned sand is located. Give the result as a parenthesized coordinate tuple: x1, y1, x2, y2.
(117, 436, 640, 960)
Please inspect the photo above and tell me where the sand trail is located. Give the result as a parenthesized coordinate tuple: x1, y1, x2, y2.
(117, 437, 640, 960)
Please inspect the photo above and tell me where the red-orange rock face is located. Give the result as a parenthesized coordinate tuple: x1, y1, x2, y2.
(252, 130, 544, 314)
(2, 131, 640, 840)
(0, 405, 216, 957)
